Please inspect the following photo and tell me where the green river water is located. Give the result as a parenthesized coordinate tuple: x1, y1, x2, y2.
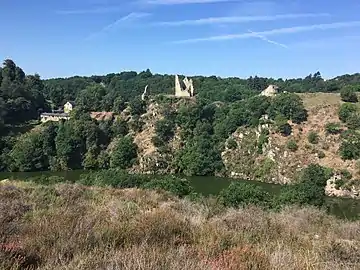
(1, 170, 360, 220)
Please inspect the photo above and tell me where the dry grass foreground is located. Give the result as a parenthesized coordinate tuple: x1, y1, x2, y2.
(1, 180, 359, 270)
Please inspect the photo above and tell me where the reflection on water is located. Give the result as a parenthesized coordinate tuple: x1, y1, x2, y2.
(1, 170, 359, 220)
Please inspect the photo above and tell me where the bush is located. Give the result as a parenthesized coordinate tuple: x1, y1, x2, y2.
(340, 169, 352, 181)
(227, 138, 238, 149)
(287, 139, 298, 152)
(339, 103, 358, 122)
(274, 115, 292, 136)
(152, 136, 164, 148)
(78, 170, 149, 188)
(219, 182, 271, 208)
(317, 151, 325, 159)
(275, 164, 330, 208)
(335, 179, 345, 190)
(141, 176, 194, 198)
(339, 130, 360, 160)
(346, 113, 360, 129)
(307, 131, 319, 144)
(340, 86, 358, 103)
(276, 181, 325, 207)
(155, 119, 175, 142)
(257, 129, 269, 154)
(325, 122, 342, 135)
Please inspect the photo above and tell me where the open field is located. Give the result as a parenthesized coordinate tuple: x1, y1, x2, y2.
(1, 180, 359, 270)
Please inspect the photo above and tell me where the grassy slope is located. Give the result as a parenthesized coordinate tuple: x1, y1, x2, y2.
(1, 180, 359, 270)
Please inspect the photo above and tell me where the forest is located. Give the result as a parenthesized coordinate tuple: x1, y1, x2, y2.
(1, 59, 360, 175)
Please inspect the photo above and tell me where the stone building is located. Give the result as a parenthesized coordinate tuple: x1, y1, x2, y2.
(175, 75, 195, 97)
(64, 101, 75, 114)
(40, 113, 70, 123)
(40, 101, 74, 123)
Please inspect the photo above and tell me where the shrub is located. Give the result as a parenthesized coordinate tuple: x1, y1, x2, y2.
(340, 169, 352, 181)
(339, 130, 360, 160)
(287, 139, 298, 152)
(277, 181, 325, 207)
(338, 103, 357, 122)
(340, 86, 358, 103)
(317, 151, 325, 159)
(219, 182, 271, 208)
(307, 131, 319, 144)
(152, 136, 164, 148)
(78, 170, 149, 188)
(155, 119, 175, 142)
(227, 138, 238, 149)
(141, 176, 193, 198)
(335, 179, 345, 190)
(274, 115, 292, 136)
(346, 113, 360, 129)
(325, 122, 342, 135)
(257, 129, 269, 154)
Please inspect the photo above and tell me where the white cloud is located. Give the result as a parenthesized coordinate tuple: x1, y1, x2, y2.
(156, 13, 330, 26)
(172, 21, 360, 43)
(247, 30, 288, 48)
(145, 0, 238, 5)
(86, 12, 151, 40)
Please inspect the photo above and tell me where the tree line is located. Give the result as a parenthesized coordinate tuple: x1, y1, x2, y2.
(1, 58, 360, 175)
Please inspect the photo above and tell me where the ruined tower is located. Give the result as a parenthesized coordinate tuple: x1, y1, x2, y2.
(175, 75, 194, 97)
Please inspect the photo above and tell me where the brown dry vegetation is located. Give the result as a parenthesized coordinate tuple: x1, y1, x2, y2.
(1, 180, 359, 270)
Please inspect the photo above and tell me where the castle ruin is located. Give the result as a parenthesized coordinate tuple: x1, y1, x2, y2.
(175, 75, 195, 98)
(260, 85, 279, 97)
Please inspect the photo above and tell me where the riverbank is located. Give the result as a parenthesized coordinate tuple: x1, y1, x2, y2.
(1, 170, 360, 220)
(1, 180, 359, 270)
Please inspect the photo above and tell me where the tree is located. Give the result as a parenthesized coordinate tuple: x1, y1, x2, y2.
(276, 164, 330, 207)
(268, 93, 308, 123)
(340, 86, 358, 103)
(75, 84, 106, 111)
(9, 131, 49, 172)
(112, 118, 129, 137)
(110, 136, 138, 169)
(129, 99, 146, 116)
(175, 134, 223, 176)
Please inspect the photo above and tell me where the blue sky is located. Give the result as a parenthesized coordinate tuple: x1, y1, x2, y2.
(1, 0, 360, 79)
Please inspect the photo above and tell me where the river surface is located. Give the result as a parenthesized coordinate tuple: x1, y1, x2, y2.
(1, 170, 360, 220)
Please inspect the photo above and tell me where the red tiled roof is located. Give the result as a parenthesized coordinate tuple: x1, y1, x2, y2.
(90, 112, 114, 121)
